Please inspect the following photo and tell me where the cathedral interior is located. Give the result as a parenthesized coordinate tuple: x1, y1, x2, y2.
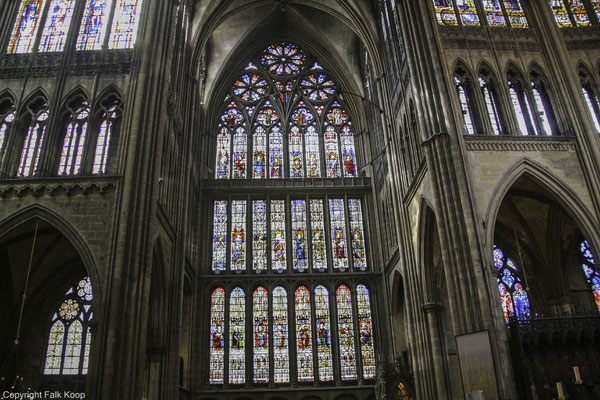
(1, 0, 600, 399)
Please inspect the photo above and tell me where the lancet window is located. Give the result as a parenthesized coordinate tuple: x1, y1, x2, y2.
(18, 107, 49, 177)
(494, 246, 531, 323)
(579, 240, 600, 312)
(214, 43, 358, 180)
(44, 277, 93, 375)
(59, 101, 90, 175)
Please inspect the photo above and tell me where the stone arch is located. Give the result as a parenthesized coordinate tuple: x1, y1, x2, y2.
(18, 88, 49, 120)
(61, 85, 91, 112)
(505, 61, 528, 85)
(451, 57, 476, 81)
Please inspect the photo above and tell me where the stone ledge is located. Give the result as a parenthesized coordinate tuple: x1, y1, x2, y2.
(203, 177, 372, 193)
(0, 176, 120, 198)
(464, 135, 576, 152)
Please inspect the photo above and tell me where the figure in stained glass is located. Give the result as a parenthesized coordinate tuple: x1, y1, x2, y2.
(495, 246, 529, 323)
(579, 240, 600, 312)
(273, 286, 289, 383)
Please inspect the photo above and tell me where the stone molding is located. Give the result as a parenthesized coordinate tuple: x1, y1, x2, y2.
(203, 176, 372, 193)
(562, 26, 600, 50)
(464, 135, 576, 152)
(0, 176, 119, 198)
(438, 26, 540, 51)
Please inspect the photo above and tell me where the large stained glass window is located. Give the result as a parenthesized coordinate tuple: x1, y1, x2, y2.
(77, 0, 114, 50)
(291, 200, 308, 271)
(215, 42, 359, 180)
(231, 200, 247, 271)
(494, 246, 531, 323)
(229, 287, 245, 384)
(253, 287, 269, 383)
(271, 200, 287, 271)
(212, 201, 227, 272)
(38, 0, 77, 52)
(59, 103, 89, 175)
(108, 0, 143, 49)
(295, 286, 314, 382)
(273, 286, 289, 383)
(7, 0, 47, 53)
(330, 199, 349, 270)
(579, 240, 600, 312)
(18, 109, 49, 177)
(357, 284, 375, 380)
(336, 285, 357, 381)
(315, 285, 333, 381)
(44, 277, 93, 375)
(310, 199, 328, 271)
(209, 288, 225, 384)
(252, 200, 268, 271)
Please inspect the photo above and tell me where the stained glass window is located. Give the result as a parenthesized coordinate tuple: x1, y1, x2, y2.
(18, 109, 49, 177)
(253, 287, 269, 383)
(532, 86, 552, 135)
(231, 200, 246, 271)
(549, 0, 574, 27)
(59, 103, 89, 175)
(314, 285, 333, 381)
(234, 74, 269, 103)
(356, 284, 375, 380)
(456, 0, 480, 25)
(324, 125, 340, 177)
(570, 0, 591, 25)
(579, 240, 600, 312)
(271, 200, 287, 271)
(310, 199, 328, 271)
(289, 125, 304, 178)
(509, 86, 529, 135)
(209, 288, 225, 384)
(330, 199, 349, 270)
(92, 105, 118, 174)
(336, 285, 357, 381)
(38, 0, 77, 52)
(261, 43, 307, 76)
(0, 110, 15, 165)
(349, 199, 367, 270)
(108, 0, 143, 49)
(484, 0, 506, 26)
(44, 277, 93, 375)
(456, 77, 475, 134)
(229, 287, 245, 384)
(494, 246, 531, 323)
(270, 125, 284, 178)
(433, 0, 459, 25)
(594, 0, 600, 21)
(582, 88, 600, 133)
(305, 125, 321, 178)
(291, 200, 309, 270)
(273, 286, 289, 383)
(7, 0, 47, 54)
(504, 0, 528, 28)
(300, 74, 336, 102)
(252, 200, 267, 271)
(480, 78, 501, 135)
(233, 127, 247, 179)
(212, 201, 227, 272)
(77, 0, 113, 50)
(295, 286, 314, 382)
(253, 126, 267, 178)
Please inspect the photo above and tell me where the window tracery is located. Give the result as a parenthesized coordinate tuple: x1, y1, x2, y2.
(18, 107, 49, 177)
(214, 42, 358, 180)
(44, 277, 93, 375)
(494, 246, 531, 323)
(59, 102, 90, 175)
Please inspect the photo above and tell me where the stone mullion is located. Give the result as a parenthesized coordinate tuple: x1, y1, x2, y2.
(309, 284, 319, 384)
(266, 196, 272, 273)
(245, 194, 251, 275)
(223, 286, 230, 387)
(350, 283, 364, 384)
(343, 194, 353, 272)
(285, 194, 292, 273)
(329, 281, 342, 383)
(245, 286, 252, 387)
(226, 196, 232, 274)
(94, 0, 179, 399)
(267, 284, 275, 387)
(289, 286, 298, 385)
(324, 195, 334, 273)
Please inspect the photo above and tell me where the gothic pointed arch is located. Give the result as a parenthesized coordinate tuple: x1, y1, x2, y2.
(478, 61, 504, 135)
(57, 88, 91, 176)
(529, 62, 559, 135)
(578, 62, 600, 132)
(452, 59, 479, 134)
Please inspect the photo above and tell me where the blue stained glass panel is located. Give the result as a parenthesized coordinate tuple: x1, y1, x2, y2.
(8, 0, 47, 54)
(38, 0, 77, 52)
(108, 0, 143, 49)
(77, 0, 113, 50)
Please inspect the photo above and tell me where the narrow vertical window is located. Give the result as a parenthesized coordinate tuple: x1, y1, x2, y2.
(252, 200, 267, 272)
(504, 0, 529, 28)
(289, 125, 304, 178)
(271, 200, 286, 271)
(108, 0, 144, 49)
(269, 125, 284, 178)
(484, 0, 506, 26)
(7, 0, 47, 54)
(230, 200, 247, 271)
(216, 127, 231, 179)
(273, 286, 289, 383)
(212, 201, 227, 272)
(336, 285, 357, 381)
(455, 77, 475, 134)
(532, 86, 551, 135)
(310, 199, 328, 271)
(77, 0, 114, 50)
(216, 103, 243, 179)
(549, 0, 574, 27)
(18, 109, 49, 177)
(305, 125, 321, 178)
(494, 246, 531, 323)
(232, 127, 247, 179)
(253, 287, 269, 383)
(314, 285, 333, 382)
(291, 200, 308, 271)
(348, 199, 367, 270)
(433, 0, 458, 25)
(92, 105, 118, 174)
(593, 0, 600, 22)
(295, 286, 314, 382)
(59, 103, 90, 175)
(579, 240, 600, 312)
(229, 287, 245, 385)
(479, 78, 501, 135)
(0, 109, 16, 164)
(82, 327, 91, 374)
(569, 0, 591, 25)
(356, 284, 375, 380)
(582, 88, 600, 133)
(522, 92, 539, 135)
(44, 321, 65, 374)
(456, 0, 480, 26)
(330, 199, 349, 270)
(252, 126, 267, 178)
(62, 320, 83, 375)
(341, 125, 357, 177)
(209, 288, 225, 384)
(324, 126, 340, 177)
(38, 0, 77, 52)
(325, 103, 348, 177)
(509, 86, 528, 135)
